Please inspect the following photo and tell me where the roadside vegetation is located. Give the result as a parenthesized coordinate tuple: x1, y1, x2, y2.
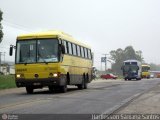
(0, 75, 16, 90)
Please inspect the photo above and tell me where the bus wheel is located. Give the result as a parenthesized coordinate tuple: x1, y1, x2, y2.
(48, 86, 54, 92)
(77, 75, 86, 89)
(60, 75, 67, 93)
(77, 84, 83, 89)
(60, 85, 67, 93)
(26, 86, 33, 94)
(77, 80, 84, 89)
(84, 75, 88, 89)
(84, 82, 88, 89)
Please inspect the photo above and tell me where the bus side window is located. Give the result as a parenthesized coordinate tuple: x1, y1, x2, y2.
(75, 44, 78, 56)
(88, 49, 91, 59)
(84, 48, 88, 58)
(59, 39, 62, 44)
(68, 42, 73, 55)
(77, 45, 81, 57)
(63, 40, 68, 54)
(72, 44, 77, 56)
(81, 46, 85, 58)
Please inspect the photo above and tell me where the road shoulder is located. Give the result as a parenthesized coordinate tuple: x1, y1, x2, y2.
(117, 84, 160, 114)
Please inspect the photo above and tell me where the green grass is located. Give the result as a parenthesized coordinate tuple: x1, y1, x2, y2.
(0, 75, 16, 90)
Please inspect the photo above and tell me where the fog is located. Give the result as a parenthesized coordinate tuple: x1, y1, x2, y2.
(0, 0, 160, 69)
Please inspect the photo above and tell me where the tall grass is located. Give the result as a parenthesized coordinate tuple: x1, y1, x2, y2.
(0, 75, 16, 90)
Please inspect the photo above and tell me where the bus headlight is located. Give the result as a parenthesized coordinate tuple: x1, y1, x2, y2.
(53, 73, 58, 77)
(49, 72, 61, 78)
(16, 74, 21, 78)
(50, 72, 60, 77)
(16, 74, 24, 78)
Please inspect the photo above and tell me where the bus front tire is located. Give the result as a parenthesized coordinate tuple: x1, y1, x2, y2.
(26, 86, 33, 94)
(48, 86, 54, 92)
(60, 75, 67, 93)
(60, 85, 67, 93)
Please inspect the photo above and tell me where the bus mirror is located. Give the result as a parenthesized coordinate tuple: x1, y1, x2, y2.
(61, 45, 65, 54)
(9, 45, 13, 56)
(137, 66, 139, 70)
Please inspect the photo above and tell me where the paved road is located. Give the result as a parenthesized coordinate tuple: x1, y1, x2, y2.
(0, 78, 160, 119)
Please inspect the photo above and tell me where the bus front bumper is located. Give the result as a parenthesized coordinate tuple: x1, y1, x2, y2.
(16, 78, 61, 87)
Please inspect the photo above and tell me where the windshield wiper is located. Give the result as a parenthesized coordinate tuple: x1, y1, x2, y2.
(37, 57, 48, 64)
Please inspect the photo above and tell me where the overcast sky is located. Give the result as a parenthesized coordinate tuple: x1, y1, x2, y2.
(0, 0, 160, 69)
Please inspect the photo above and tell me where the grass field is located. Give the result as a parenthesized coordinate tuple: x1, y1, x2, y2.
(0, 75, 16, 90)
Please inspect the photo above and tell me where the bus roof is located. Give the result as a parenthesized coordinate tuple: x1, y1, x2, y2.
(142, 64, 150, 67)
(17, 30, 91, 49)
(123, 59, 141, 63)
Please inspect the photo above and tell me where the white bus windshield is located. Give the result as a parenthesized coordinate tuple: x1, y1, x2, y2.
(123, 65, 139, 73)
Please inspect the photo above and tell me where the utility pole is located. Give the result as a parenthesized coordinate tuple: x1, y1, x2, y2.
(103, 54, 109, 71)
(101, 61, 102, 71)
(4, 52, 6, 64)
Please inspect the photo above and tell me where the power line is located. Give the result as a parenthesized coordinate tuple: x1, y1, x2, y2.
(2, 20, 32, 32)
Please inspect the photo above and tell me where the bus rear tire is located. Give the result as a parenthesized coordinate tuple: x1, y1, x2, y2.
(77, 84, 83, 89)
(26, 86, 33, 94)
(84, 76, 88, 89)
(77, 80, 84, 89)
(84, 82, 88, 89)
(77, 75, 87, 89)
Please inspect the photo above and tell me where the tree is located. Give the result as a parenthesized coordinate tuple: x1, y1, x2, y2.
(124, 46, 137, 60)
(109, 46, 144, 75)
(150, 63, 160, 71)
(0, 9, 3, 43)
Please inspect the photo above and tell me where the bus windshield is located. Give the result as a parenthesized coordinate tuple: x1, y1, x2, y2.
(142, 66, 150, 72)
(16, 39, 59, 64)
(123, 65, 139, 73)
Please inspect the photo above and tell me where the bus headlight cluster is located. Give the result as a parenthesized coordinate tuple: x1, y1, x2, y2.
(16, 74, 24, 78)
(49, 73, 60, 77)
(53, 73, 58, 77)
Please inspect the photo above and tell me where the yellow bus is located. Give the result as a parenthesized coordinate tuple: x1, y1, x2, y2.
(10, 31, 93, 93)
(141, 64, 150, 79)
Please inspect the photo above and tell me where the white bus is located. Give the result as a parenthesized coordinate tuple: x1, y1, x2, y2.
(121, 60, 142, 80)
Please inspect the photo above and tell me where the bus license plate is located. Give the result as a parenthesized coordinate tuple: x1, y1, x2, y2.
(33, 83, 41, 85)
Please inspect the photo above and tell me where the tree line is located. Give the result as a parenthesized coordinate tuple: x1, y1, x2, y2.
(109, 46, 144, 75)
(0, 9, 3, 43)
(109, 46, 160, 75)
